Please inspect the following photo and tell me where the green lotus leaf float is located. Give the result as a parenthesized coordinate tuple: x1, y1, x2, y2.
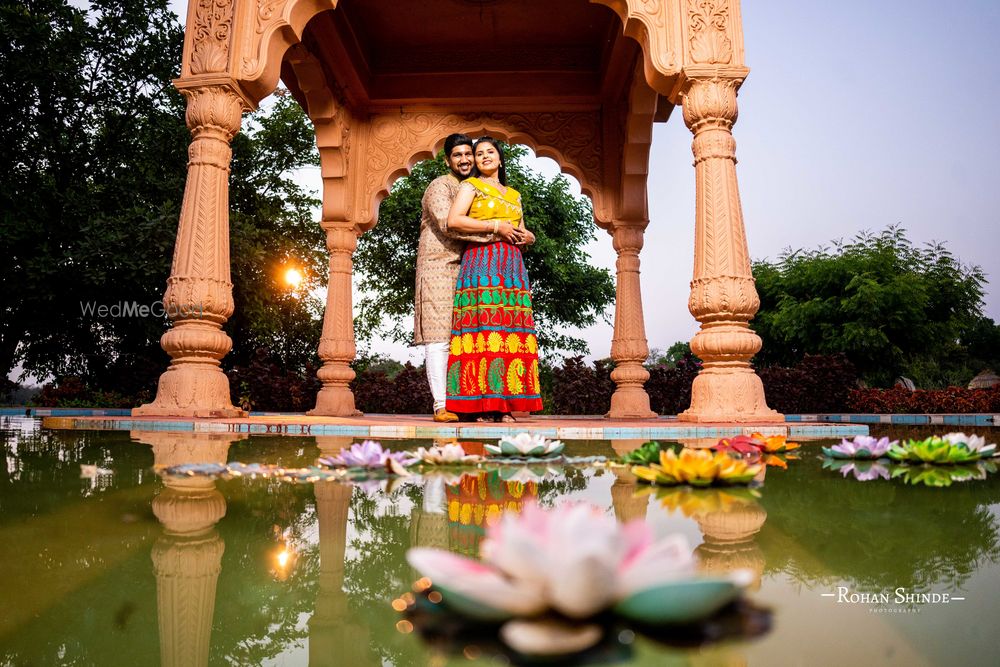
(887, 432, 997, 465)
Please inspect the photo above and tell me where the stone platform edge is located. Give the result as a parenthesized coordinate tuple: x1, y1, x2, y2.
(30, 412, 869, 440)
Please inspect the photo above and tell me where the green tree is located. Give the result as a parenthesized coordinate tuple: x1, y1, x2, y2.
(353, 144, 615, 355)
(647, 341, 696, 368)
(751, 225, 989, 387)
(1, 0, 324, 400)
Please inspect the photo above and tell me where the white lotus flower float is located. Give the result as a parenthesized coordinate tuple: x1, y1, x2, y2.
(941, 432, 997, 457)
(406, 502, 752, 625)
(485, 432, 565, 458)
(412, 443, 483, 465)
(822, 435, 896, 460)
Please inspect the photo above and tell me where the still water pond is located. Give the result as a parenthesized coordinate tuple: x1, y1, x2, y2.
(2, 418, 999, 666)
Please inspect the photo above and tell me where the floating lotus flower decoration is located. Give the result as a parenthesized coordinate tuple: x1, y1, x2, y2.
(822, 435, 895, 460)
(632, 448, 761, 487)
(714, 433, 799, 455)
(887, 433, 997, 464)
(619, 440, 682, 465)
(412, 443, 483, 465)
(823, 458, 892, 482)
(406, 502, 751, 626)
(485, 432, 565, 458)
(317, 440, 414, 471)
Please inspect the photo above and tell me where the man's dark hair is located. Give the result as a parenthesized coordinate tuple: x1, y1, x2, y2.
(443, 133, 473, 158)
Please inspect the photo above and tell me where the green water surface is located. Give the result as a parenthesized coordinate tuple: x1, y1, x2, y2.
(1, 418, 999, 666)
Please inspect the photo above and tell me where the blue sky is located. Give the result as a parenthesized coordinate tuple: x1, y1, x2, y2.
(167, 1, 1000, 362)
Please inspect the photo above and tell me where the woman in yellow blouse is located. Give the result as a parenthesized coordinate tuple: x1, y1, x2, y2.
(444, 137, 542, 421)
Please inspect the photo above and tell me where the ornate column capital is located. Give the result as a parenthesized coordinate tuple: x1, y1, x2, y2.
(180, 84, 245, 140)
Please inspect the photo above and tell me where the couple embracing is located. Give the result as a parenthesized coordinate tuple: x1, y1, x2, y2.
(414, 134, 544, 423)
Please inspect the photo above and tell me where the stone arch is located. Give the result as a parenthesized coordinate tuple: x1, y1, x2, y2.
(356, 112, 607, 232)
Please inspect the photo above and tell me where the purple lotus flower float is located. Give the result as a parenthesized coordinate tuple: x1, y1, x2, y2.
(317, 440, 414, 471)
(822, 435, 896, 460)
(406, 502, 752, 629)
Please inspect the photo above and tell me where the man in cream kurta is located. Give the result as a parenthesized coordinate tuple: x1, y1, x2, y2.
(415, 134, 519, 421)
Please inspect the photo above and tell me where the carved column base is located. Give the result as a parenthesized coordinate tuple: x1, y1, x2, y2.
(679, 366, 782, 423)
(308, 366, 361, 417)
(608, 363, 656, 419)
(135, 360, 245, 418)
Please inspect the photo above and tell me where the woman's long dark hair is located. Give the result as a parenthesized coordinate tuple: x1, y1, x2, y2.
(472, 136, 507, 186)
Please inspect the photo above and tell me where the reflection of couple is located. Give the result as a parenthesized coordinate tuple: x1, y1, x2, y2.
(415, 134, 543, 423)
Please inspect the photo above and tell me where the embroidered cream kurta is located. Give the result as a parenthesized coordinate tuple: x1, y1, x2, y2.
(414, 173, 495, 344)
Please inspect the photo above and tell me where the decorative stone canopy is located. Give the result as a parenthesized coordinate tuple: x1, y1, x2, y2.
(135, 0, 781, 422)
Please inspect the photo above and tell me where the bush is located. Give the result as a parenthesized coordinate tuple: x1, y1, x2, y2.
(228, 348, 321, 412)
(757, 354, 857, 413)
(34, 376, 137, 408)
(548, 356, 614, 415)
(352, 362, 433, 414)
(645, 354, 701, 415)
(847, 386, 1000, 413)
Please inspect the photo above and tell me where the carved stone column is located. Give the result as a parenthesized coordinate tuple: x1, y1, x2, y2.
(678, 74, 781, 423)
(136, 85, 246, 418)
(609, 223, 656, 419)
(309, 222, 362, 416)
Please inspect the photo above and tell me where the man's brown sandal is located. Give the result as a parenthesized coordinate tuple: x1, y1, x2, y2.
(433, 409, 459, 423)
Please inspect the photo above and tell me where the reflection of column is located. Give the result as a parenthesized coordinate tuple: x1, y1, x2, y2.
(410, 476, 450, 551)
(610, 467, 649, 524)
(608, 441, 649, 524)
(693, 498, 767, 591)
(141, 432, 239, 667)
(677, 73, 781, 424)
(310, 222, 362, 417)
(310, 481, 375, 667)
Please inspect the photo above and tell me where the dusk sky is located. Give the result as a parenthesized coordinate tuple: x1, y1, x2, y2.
(168, 1, 1000, 362)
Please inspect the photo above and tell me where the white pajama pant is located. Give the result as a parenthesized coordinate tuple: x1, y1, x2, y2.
(423, 341, 450, 412)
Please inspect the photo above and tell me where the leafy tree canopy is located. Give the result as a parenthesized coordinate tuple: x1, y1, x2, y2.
(353, 144, 615, 355)
(1, 0, 324, 399)
(751, 225, 997, 387)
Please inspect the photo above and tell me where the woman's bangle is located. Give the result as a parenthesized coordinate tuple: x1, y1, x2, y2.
(493, 220, 499, 234)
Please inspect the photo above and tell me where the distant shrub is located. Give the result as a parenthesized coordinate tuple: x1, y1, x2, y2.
(228, 348, 321, 412)
(645, 354, 701, 415)
(548, 356, 615, 415)
(758, 354, 857, 414)
(352, 362, 433, 414)
(35, 377, 136, 408)
(847, 386, 1000, 414)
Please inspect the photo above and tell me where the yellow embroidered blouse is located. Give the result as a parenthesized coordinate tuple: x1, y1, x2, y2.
(461, 177, 523, 228)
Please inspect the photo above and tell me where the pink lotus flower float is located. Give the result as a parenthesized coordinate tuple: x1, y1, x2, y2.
(822, 436, 896, 460)
(406, 502, 753, 626)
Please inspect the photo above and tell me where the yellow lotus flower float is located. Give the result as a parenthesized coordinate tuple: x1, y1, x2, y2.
(631, 448, 762, 487)
(403, 503, 763, 658)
